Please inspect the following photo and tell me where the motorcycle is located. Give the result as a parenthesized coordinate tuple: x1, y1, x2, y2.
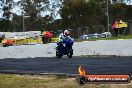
(56, 38, 74, 58)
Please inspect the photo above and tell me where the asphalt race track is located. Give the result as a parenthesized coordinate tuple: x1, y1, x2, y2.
(0, 57, 132, 75)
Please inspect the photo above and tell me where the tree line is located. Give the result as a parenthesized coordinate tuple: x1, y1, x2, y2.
(0, 0, 132, 37)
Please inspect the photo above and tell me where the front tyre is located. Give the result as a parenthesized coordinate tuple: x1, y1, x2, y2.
(56, 48, 62, 58)
(67, 48, 73, 58)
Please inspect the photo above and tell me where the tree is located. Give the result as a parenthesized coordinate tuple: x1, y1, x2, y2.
(110, 3, 126, 21)
(60, 0, 104, 34)
(20, 0, 62, 31)
(0, 0, 13, 31)
(0, 19, 10, 31)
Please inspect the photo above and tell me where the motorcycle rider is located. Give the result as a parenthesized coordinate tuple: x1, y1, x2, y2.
(56, 30, 73, 58)
(58, 30, 72, 43)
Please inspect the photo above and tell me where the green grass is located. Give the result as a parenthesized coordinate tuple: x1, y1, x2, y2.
(98, 35, 132, 40)
(77, 35, 132, 42)
(0, 74, 131, 88)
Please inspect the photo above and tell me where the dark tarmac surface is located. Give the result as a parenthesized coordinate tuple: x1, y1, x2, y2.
(0, 57, 132, 75)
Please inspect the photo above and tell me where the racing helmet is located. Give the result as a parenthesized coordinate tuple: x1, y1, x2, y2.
(64, 30, 70, 36)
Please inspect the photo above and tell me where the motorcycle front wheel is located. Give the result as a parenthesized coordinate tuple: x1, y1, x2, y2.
(67, 48, 73, 58)
(56, 48, 63, 58)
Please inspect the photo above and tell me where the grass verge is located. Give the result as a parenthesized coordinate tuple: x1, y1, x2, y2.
(98, 35, 132, 40)
(0, 74, 132, 88)
(76, 35, 132, 42)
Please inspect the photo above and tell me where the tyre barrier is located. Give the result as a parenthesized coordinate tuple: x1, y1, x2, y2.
(2, 39, 13, 47)
(2, 38, 42, 47)
(1, 37, 58, 47)
(51, 38, 58, 43)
